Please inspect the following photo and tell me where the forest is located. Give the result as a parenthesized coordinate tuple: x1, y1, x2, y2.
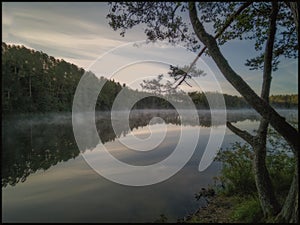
(2, 1, 299, 223)
(2, 42, 298, 114)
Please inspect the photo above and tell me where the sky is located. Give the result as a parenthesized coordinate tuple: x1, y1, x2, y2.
(2, 2, 298, 96)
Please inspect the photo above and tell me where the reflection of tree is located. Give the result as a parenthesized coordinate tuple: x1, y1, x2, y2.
(2, 110, 291, 187)
(129, 110, 181, 129)
(2, 121, 78, 187)
(2, 116, 135, 187)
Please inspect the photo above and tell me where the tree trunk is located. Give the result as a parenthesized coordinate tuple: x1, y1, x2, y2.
(276, 2, 299, 222)
(227, 119, 281, 217)
(188, 2, 298, 153)
(252, 2, 280, 217)
(29, 74, 32, 98)
(188, 2, 298, 222)
(253, 120, 280, 217)
(276, 160, 298, 223)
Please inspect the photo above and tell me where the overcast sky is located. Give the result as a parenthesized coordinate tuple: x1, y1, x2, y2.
(2, 2, 298, 95)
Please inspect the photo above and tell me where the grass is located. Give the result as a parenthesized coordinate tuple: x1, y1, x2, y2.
(186, 194, 239, 223)
(230, 196, 263, 223)
(184, 129, 295, 223)
(185, 194, 264, 223)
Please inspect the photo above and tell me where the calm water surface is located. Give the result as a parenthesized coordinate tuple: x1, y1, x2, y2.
(2, 109, 297, 222)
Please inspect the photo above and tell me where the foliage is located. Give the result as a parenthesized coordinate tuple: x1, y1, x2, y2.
(106, 2, 298, 222)
(168, 64, 206, 80)
(188, 91, 252, 109)
(196, 2, 297, 71)
(107, 2, 201, 51)
(2, 42, 297, 114)
(140, 64, 205, 94)
(107, 2, 297, 72)
(1, 42, 171, 113)
(215, 127, 296, 197)
(215, 142, 256, 195)
(2, 42, 83, 113)
(266, 127, 295, 197)
(154, 214, 168, 223)
(269, 94, 298, 108)
(140, 74, 171, 95)
(230, 196, 263, 223)
(194, 186, 216, 206)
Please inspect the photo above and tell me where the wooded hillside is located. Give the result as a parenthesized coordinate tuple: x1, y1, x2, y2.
(2, 43, 297, 114)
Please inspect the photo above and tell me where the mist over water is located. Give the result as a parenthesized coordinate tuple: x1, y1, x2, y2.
(2, 109, 298, 222)
(3, 108, 298, 127)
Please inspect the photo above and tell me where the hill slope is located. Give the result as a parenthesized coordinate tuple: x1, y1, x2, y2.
(2, 42, 297, 114)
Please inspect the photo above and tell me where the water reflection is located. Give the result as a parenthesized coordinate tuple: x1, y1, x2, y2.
(2, 121, 77, 187)
(2, 109, 297, 188)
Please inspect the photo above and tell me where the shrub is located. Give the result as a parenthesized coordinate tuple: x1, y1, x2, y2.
(230, 196, 263, 223)
(214, 128, 295, 198)
(266, 128, 295, 198)
(214, 142, 256, 195)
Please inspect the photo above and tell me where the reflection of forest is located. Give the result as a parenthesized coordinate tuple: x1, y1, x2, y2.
(2, 121, 78, 187)
(2, 109, 297, 187)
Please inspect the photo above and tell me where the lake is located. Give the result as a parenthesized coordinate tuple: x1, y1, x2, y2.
(2, 109, 298, 222)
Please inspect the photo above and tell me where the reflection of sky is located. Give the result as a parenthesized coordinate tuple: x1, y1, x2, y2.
(2, 123, 215, 222)
(2, 2, 298, 96)
(2, 121, 223, 222)
(85, 123, 204, 165)
(2, 110, 298, 222)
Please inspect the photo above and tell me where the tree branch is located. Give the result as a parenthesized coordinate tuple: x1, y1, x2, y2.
(174, 1, 252, 89)
(174, 46, 207, 88)
(284, 1, 299, 38)
(183, 79, 192, 87)
(188, 2, 298, 153)
(214, 2, 253, 40)
(226, 122, 255, 145)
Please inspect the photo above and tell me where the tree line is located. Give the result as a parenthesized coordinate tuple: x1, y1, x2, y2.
(2, 42, 297, 115)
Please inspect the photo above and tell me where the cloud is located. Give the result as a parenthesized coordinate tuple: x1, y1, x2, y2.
(9, 29, 125, 57)
(2, 2, 147, 70)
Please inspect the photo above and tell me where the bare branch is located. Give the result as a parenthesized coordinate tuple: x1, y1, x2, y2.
(284, 1, 299, 37)
(183, 79, 192, 87)
(174, 46, 207, 88)
(226, 122, 255, 145)
(174, 1, 252, 89)
(148, 2, 253, 93)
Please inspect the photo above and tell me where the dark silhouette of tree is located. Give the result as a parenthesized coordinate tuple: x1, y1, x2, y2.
(106, 2, 298, 222)
(2, 42, 296, 114)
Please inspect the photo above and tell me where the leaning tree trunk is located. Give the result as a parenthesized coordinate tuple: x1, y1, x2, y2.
(188, 2, 298, 152)
(188, 2, 299, 222)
